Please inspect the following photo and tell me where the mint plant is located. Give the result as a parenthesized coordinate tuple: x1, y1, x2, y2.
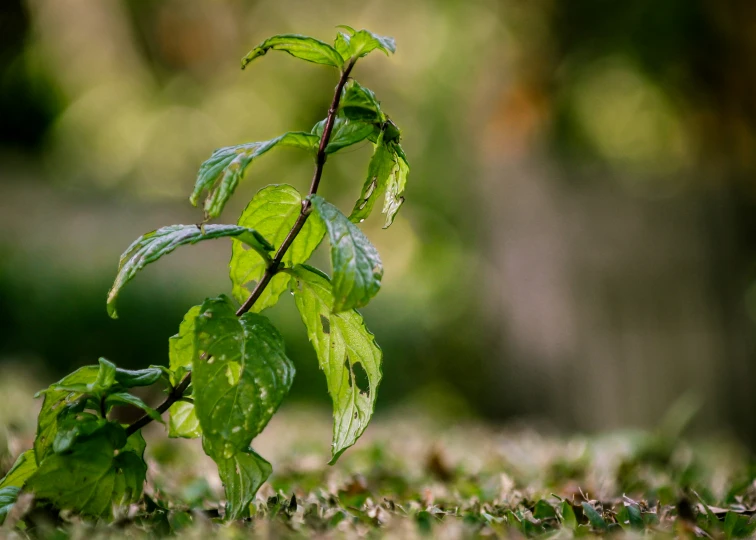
(0, 26, 409, 522)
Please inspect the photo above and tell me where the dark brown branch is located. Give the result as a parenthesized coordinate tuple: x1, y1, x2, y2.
(126, 60, 356, 435)
(125, 372, 192, 437)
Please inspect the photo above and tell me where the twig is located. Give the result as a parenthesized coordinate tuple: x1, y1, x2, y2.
(125, 60, 356, 435)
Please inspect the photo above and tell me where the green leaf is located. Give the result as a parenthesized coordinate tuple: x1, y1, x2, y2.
(230, 185, 325, 310)
(169, 401, 201, 439)
(581, 502, 608, 531)
(26, 422, 145, 516)
(724, 511, 756, 538)
(213, 444, 271, 521)
(105, 392, 163, 423)
(114, 366, 163, 388)
(241, 34, 343, 70)
(311, 115, 376, 154)
(192, 296, 295, 459)
(559, 501, 578, 530)
(309, 196, 383, 312)
(382, 143, 409, 228)
(0, 486, 20, 525)
(349, 130, 409, 229)
(0, 450, 37, 490)
(107, 224, 274, 318)
(340, 80, 385, 123)
(334, 27, 396, 61)
(533, 499, 556, 520)
(52, 412, 108, 454)
(624, 503, 644, 530)
(191, 132, 319, 219)
(349, 131, 392, 223)
(169, 305, 201, 385)
(124, 430, 147, 458)
(35, 365, 99, 462)
(289, 265, 382, 463)
(52, 358, 117, 395)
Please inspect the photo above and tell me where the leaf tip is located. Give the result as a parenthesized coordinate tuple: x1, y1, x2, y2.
(106, 298, 119, 319)
(241, 48, 265, 70)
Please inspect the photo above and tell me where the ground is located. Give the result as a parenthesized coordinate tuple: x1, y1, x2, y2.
(0, 371, 754, 538)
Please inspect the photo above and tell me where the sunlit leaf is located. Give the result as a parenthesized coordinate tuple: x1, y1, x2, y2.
(242, 34, 343, 70)
(230, 185, 325, 310)
(169, 401, 201, 439)
(310, 196, 383, 312)
(382, 142, 409, 228)
(191, 132, 318, 218)
(107, 224, 273, 318)
(334, 27, 396, 61)
(169, 305, 201, 385)
(349, 131, 393, 223)
(289, 265, 382, 463)
(348, 130, 409, 228)
(0, 450, 36, 490)
(192, 296, 295, 460)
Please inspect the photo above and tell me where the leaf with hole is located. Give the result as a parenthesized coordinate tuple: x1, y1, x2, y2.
(289, 265, 382, 463)
(309, 196, 383, 312)
(242, 34, 343, 69)
(381, 142, 409, 228)
(230, 184, 325, 311)
(191, 132, 318, 219)
(192, 296, 295, 460)
(349, 129, 409, 228)
(107, 224, 274, 318)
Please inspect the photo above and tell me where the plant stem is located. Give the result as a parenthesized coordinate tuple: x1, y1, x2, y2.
(125, 372, 192, 436)
(235, 59, 355, 316)
(125, 60, 356, 436)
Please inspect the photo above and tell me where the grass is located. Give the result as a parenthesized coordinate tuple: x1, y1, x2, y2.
(1, 370, 754, 538)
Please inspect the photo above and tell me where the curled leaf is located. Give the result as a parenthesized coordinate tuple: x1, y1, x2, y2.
(191, 132, 318, 218)
(289, 265, 382, 462)
(107, 224, 273, 318)
(242, 34, 344, 69)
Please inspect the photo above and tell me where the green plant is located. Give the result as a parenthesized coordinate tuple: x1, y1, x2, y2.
(0, 26, 408, 522)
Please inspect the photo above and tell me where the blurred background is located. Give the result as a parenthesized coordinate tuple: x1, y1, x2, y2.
(1, 0, 756, 447)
